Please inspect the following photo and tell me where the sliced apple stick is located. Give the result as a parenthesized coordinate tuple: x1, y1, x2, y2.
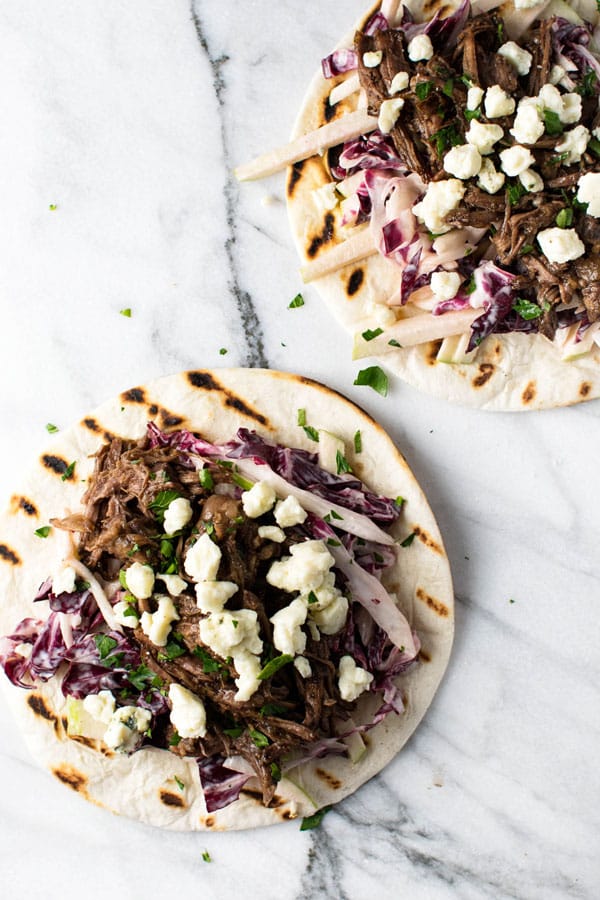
(436, 332, 478, 364)
(353, 308, 482, 359)
(329, 73, 361, 106)
(300, 227, 377, 282)
(556, 320, 600, 360)
(234, 110, 378, 181)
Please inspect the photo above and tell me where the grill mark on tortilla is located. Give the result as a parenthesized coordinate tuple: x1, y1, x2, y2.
(83, 417, 100, 432)
(472, 363, 495, 388)
(70, 734, 97, 750)
(187, 371, 270, 426)
(280, 808, 298, 820)
(241, 787, 284, 808)
(122, 387, 146, 403)
(580, 381, 591, 398)
(315, 768, 342, 790)
(159, 410, 186, 429)
(27, 693, 59, 730)
(149, 404, 159, 415)
(413, 525, 443, 555)
(204, 815, 215, 828)
(159, 789, 186, 808)
(0, 543, 21, 565)
(416, 587, 449, 618)
(427, 340, 443, 365)
(10, 495, 38, 516)
(42, 454, 71, 477)
(307, 212, 335, 259)
(287, 160, 306, 198)
(419, 649, 432, 662)
(52, 764, 88, 794)
(347, 268, 364, 296)
(522, 381, 536, 404)
(323, 94, 336, 123)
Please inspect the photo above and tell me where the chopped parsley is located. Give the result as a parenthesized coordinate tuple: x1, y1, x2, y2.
(519, 244, 535, 256)
(260, 702, 288, 716)
(400, 532, 417, 548)
(119, 308, 132, 318)
(94, 634, 123, 667)
(464, 108, 481, 122)
(506, 180, 526, 206)
(513, 298, 543, 320)
(288, 293, 305, 309)
(353, 430, 362, 453)
(157, 639, 187, 661)
(34, 525, 51, 538)
(442, 78, 454, 98)
(307, 591, 319, 605)
(388, 338, 402, 347)
(201, 850, 212, 863)
(587, 136, 600, 157)
(219, 347, 228, 356)
(127, 663, 162, 691)
(48, 203, 57, 211)
(270, 762, 282, 782)
(353, 365, 388, 397)
(303, 425, 319, 442)
(223, 726, 244, 738)
(61, 461, 76, 481)
(45, 423, 59, 433)
(300, 806, 331, 831)
(361, 327, 383, 342)
(148, 489, 181, 522)
(576, 68, 598, 97)
(543, 109, 564, 135)
(336, 450, 352, 475)
(258, 653, 293, 680)
(192, 646, 227, 675)
(415, 81, 433, 100)
(431, 124, 461, 157)
(248, 727, 270, 748)
(231, 472, 254, 491)
(555, 207, 573, 229)
(199, 467, 214, 489)
(169, 731, 181, 746)
(549, 150, 570, 165)
(174, 776, 185, 791)
(297, 408, 307, 426)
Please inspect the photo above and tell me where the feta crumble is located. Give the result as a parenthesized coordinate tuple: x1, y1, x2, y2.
(184, 532, 221, 582)
(52, 565, 77, 596)
(294, 656, 312, 678)
(465, 120, 504, 155)
(83, 690, 115, 725)
(430, 270, 462, 302)
(140, 595, 179, 647)
(125, 562, 155, 600)
(156, 573, 188, 596)
(338, 655, 373, 702)
(577, 172, 600, 217)
(498, 41, 532, 75)
(389, 71, 409, 94)
(378, 98, 404, 134)
(510, 99, 544, 145)
(195, 580, 238, 613)
(443, 144, 482, 180)
(554, 125, 590, 165)
(104, 706, 151, 752)
(241, 481, 277, 518)
(274, 495, 307, 528)
(266, 540, 334, 594)
(362, 50, 383, 68)
(270, 596, 308, 656)
(499, 145, 535, 177)
(407, 34, 433, 62)
(477, 158, 505, 194)
(466, 86, 484, 111)
(484, 84, 515, 118)
(169, 683, 207, 739)
(163, 497, 193, 535)
(258, 525, 286, 543)
(518, 168, 544, 193)
(412, 179, 466, 234)
(537, 227, 585, 263)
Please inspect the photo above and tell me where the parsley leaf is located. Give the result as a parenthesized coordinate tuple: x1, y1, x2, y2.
(248, 727, 270, 748)
(270, 762, 282, 782)
(258, 654, 293, 680)
(148, 490, 181, 522)
(169, 731, 181, 746)
(34, 525, 51, 538)
(119, 308, 132, 318)
(555, 207, 573, 228)
(201, 851, 212, 863)
(353, 366, 388, 397)
(61, 461, 76, 481)
(415, 81, 433, 100)
(512, 298, 543, 320)
(361, 327, 383, 342)
(336, 450, 352, 475)
(199, 467, 214, 489)
(127, 664, 162, 691)
(288, 293, 305, 309)
(174, 776, 185, 791)
(303, 425, 319, 442)
(543, 109, 564, 135)
(400, 532, 417, 548)
(45, 423, 59, 433)
(260, 702, 288, 716)
(300, 806, 332, 831)
(353, 430, 362, 453)
(297, 408, 307, 427)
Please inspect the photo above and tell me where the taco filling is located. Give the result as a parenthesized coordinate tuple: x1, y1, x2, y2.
(237, 0, 600, 365)
(0, 423, 419, 812)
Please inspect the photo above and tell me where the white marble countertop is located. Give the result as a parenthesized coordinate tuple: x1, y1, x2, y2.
(0, 2, 599, 898)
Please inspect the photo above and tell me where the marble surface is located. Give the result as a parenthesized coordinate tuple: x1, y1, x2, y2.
(0, 1, 599, 897)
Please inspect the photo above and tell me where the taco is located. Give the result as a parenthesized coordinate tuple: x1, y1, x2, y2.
(0, 369, 453, 831)
(236, 0, 600, 410)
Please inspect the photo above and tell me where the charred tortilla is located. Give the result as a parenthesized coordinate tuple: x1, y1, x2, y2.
(0, 369, 453, 831)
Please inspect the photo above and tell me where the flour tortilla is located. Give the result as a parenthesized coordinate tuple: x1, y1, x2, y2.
(286, 0, 600, 410)
(0, 368, 453, 831)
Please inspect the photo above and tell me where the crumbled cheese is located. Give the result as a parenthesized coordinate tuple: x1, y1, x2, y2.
(549, 64, 566, 85)
(241, 481, 276, 518)
(274, 496, 307, 528)
(430, 270, 462, 302)
(310, 594, 349, 635)
(156, 573, 188, 596)
(199, 608, 263, 659)
(518, 168, 544, 193)
(337, 655, 373, 702)
(195, 580, 238, 613)
(294, 656, 312, 678)
(554, 125, 590, 165)
(125, 562, 155, 600)
(465, 120, 504, 155)
(499, 145, 535, 176)
(168, 683, 206, 739)
(443, 144, 482, 180)
(301, 570, 342, 611)
(378, 98, 404, 134)
(537, 227, 585, 264)
(407, 34, 433, 62)
(52, 565, 77, 596)
(538, 83, 563, 115)
(266, 540, 334, 593)
(104, 705, 151, 752)
(362, 50, 383, 68)
(233, 650, 262, 702)
(510, 99, 544, 145)
(466, 85, 484, 110)
(594, 127, 600, 141)
(312, 182, 339, 212)
(477, 158, 505, 194)
(163, 497, 193, 536)
(389, 71, 409, 94)
(113, 599, 138, 626)
(184, 532, 221, 582)
(577, 172, 600, 217)
(412, 179, 466, 234)
(83, 690, 115, 725)
(258, 525, 286, 543)
(140, 595, 179, 647)
(484, 84, 515, 118)
(538, 84, 581, 124)
(498, 41, 532, 75)
(560, 93, 582, 124)
(270, 597, 308, 656)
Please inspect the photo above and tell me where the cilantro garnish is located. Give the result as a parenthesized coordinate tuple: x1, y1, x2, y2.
(415, 81, 433, 101)
(201, 851, 212, 863)
(45, 423, 59, 433)
(148, 490, 181, 522)
(199, 467, 214, 489)
(400, 532, 417, 548)
(543, 109, 564, 135)
(307, 591, 319, 605)
(174, 776, 185, 791)
(300, 806, 331, 831)
(297, 408, 307, 426)
(353, 366, 388, 397)
(158, 640, 187, 661)
(34, 526, 51, 538)
(506, 180, 526, 206)
(388, 338, 402, 347)
(288, 293, 305, 309)
(512, 298, 542, 320)
(353, 430, 362, 453)
(219, 347, 227, 355)
(248, 728, 270, 748)
(464, 108, 481, 122)
(555, 208, 573, 229)
(127, 664, 162, 691)
(169, 732, 181, 746)
(61, 461, 76, 481)
(303, 425, 319, 442)
(119, 308, 132, 318)
(361, 327, 383, 342)
(270, 762, 282, 782)
(336, 450, 352, 475)
(258, 654, 293, 680)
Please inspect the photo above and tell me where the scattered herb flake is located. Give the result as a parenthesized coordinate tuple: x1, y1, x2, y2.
(401, 532, 416, 548)
(223, 725, 244, 738)
(507, 180, 526, 206)
(415, 81, 433, 100)
(288, 293, 305, 309)
(270, 762, 282, 782)
(388, 338, 402, 347)
(303, 425, 319, 442)
(519, 244, 535, 256)
(543, 109, 563, 135)
(353, 430, 362, 453)
(260, 702, 287, 716)
(513, 298, 542, 320)
(353, 366, 388, 397)
(258, 654, 293, 680)
(361, 327, 383, 342)
(61, 461, 76, 481)
(174, 776, 185, 791)
(588, 136, 600, 157)
(119, 308, 132, 318)
(45, 423, 59, 433)
(199, 467, 214, 490)
(555, 207, 573, 228)
(442, 78, 454, 97)
(231, 472, 254, 491)
(201, 851, 212, 863)
(336, 450, 351, 475)
(300, 806, 331, 831)
(248, 727, 270, 748)
(34, 525, 51, 538)
(307, 591, 319, 605)
(464, 108, 481, 122)
(297, 408, 307, 427)
(49, 203, 57, 211)
(169, 732, 181, 746)
(219, 347, 228, 355)
(149, 489, 181, 522)
(395, 496, 405, 506)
